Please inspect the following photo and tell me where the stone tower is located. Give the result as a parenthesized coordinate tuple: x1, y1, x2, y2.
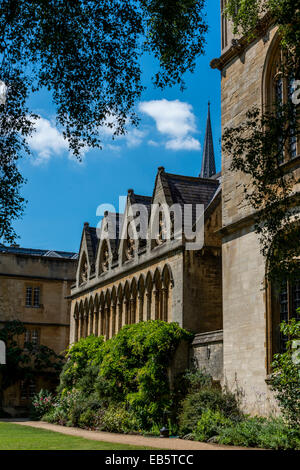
(211, 4, 300, 414)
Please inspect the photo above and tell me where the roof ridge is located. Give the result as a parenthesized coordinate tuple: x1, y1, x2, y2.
(133, 194, 152, 200)
(165, 172, 219, 184)
(0, 246, 77, 258)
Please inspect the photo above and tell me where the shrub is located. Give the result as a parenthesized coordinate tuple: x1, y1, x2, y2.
(58, 389, 84, 415)
(256, 418, 300, 450)
(100, 405, 140, 434)
(58, 335, 105, 393)
(78, 408, 100, 429)
(183, 369, 213, 392)
(57, 321, 192, 430)
(178, 388, 241, 436)
(270, 319, 300, 427)
(43, 407, 68, 426)
(192, 409, 232, 442)
(217, 416, 300, 450)
(31, 389, 55, 420)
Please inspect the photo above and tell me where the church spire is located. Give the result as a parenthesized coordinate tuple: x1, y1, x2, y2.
(200, 102, 216, 179)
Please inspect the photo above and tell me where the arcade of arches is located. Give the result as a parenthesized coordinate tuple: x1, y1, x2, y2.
(73, 265, 173, 341)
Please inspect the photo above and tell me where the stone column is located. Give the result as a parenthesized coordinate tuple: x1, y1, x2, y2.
(111, 304, 117, 337)
(124, 300, 130, 325)
(117, 301, 123, 332)
(138, 293, 144, 322)
(82, 313, 87, 338)
(102, 308, 106, 337)
(105, 307, 110, 340)
(74, 316, 78, 342)
(130, 297, 136, 324)
(93, 311, 98, 336)
(154, 289, 160, 320)
(78, 315, 82, 340)
(162, 287, 168, 322)
(146, 290, 152, 321)
(98, 308, 103, 336)
(88, 312, 93, 336)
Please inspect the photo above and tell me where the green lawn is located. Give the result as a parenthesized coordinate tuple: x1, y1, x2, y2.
(0, 422, 154, 450)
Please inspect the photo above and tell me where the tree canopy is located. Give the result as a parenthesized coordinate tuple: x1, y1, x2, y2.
(0, 0, 208, 243)
(225, 0, 300, 58)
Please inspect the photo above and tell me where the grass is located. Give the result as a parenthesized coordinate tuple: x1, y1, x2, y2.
(0, 422, 154, 450)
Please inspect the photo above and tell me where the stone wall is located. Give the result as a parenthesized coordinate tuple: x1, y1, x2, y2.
(219, 26, 292, 415)
(0, 252, 76, 409)
(183, 198, 223, 334)
(190, 330, 223, 383)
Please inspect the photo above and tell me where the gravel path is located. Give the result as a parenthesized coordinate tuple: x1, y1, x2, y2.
(6, 419, 254, 451)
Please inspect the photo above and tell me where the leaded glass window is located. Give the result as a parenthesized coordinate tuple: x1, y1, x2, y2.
(288, 77, 297, 159)
(278, 279, 300, 353)
(33, 287, 40, 307)
(26, 287, 32, 307)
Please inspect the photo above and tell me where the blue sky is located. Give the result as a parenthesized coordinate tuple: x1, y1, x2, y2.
(14, 0, 222, 253)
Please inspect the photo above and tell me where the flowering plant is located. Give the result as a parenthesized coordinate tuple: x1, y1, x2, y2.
(31, 389, 56, 419)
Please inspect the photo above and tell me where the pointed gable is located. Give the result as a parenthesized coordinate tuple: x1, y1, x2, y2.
(96, 211, 123, 272)
(77, 222, 98, 277)
(152, 166, 173, 206)
(152, 166, 219, 210)
(128, 190, 152, 217)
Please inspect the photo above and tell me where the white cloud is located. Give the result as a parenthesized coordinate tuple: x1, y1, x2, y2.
(166, 137, 201, 151)
(27, 100, 200, 164)
(28, 116, 68, 165)
(139, 99, 201, 151)
(106, 143, 122, 152)
(28, 115, 146, 164)
(148, 139, 160, 147)
(125, 129, 146, 148)
(98, 115, 146, 149)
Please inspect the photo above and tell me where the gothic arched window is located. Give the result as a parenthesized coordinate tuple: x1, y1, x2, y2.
(265, 43, 299, 163)
(269, 279, 300, 361)
(123, 223, 136, 262)
(99, 240, 110, 274)
(79, 253, 89, 285)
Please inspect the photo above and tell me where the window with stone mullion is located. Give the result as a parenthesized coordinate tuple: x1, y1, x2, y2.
(279, 279, 300, 352)
(26, 287, 32, 307)
(288, 76, 297, 159)
(33, 287, 40, 307)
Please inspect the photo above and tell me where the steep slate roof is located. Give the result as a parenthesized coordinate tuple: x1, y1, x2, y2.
(132, 194, 152, 212)
(0, 245, 77, 259)
(200, 102, 216, 179)
(83, 212, 124, 269)
(163, 172, 219, 209)
(127, 190, 152, 214)
(83, 223, 99, 272)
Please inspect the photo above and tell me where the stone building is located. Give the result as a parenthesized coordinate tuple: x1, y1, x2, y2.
(69, 5, 299, 416)
(209, 4, 300, 414)
(0, 245, 77, 410)
(69, 106, 224, 382)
